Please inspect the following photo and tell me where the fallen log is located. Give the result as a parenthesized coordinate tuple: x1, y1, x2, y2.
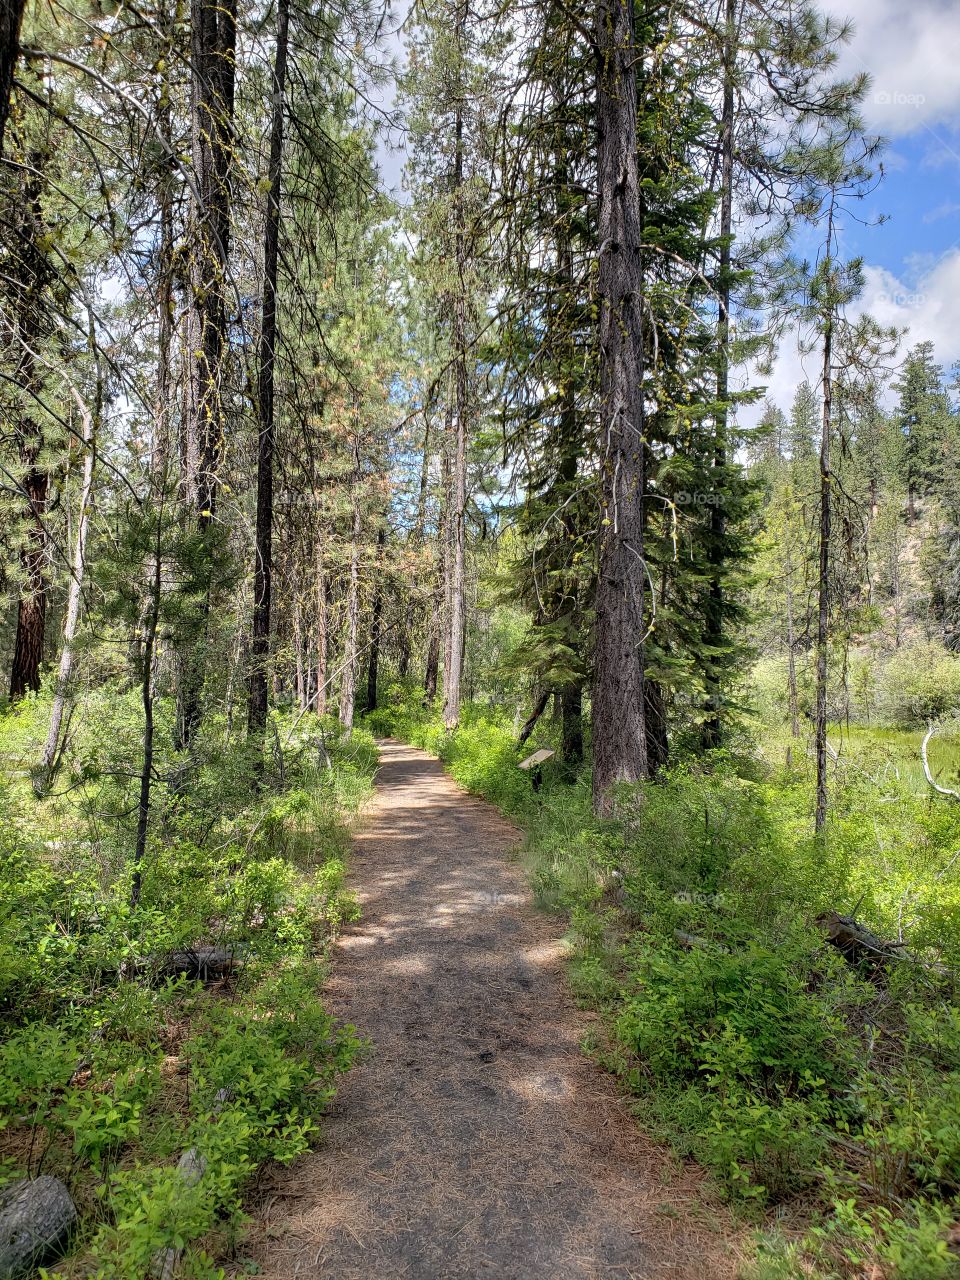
(0, 1176, 76, 1279)
(156, 945, 247, 982)
(818, 911, 906, 968)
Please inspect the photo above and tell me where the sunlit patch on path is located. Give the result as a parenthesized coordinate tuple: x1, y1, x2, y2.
(237, 739, 739, 1279)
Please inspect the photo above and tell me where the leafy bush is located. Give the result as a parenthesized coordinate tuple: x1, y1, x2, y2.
(878, 642, 960, 727)
(0, 695, 375, 1275)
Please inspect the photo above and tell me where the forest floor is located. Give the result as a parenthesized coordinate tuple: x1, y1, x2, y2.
(234, 739, 742, 1279)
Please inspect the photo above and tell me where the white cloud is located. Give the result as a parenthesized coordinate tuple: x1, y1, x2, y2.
(822, 0, 960, 136)
(739, 249, 960, 426)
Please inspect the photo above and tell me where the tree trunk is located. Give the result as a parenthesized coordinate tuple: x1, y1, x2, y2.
(248, 0, 289, 744)
(176, 0, 236, 749)
(339, 486, 362, 734)
(786, 574, 800, 739)
(293, 595, 306, 709)
(644, 678, 669, 776)
(39, 387, 96, 788)
(815, 301, 833, 834)
(424, 584, 441, 701)
(591, 0, 649, 815)
(131, 509, 164, 910)
(399, 413, 432, 679)
(0, 0, 27, 153)
(442, 11, 468, 731)
(702, 0, 736, 750)
(9, 468, 46, 698)
(518, 689, 550, 747)
(0, 1175, 76, 1279)
(9, 159, 50, 701)
(153, 72, 175, 483)
(560, 685, 583, 768)
(366, 528, 385, 713)
(315, 550, 328, 715)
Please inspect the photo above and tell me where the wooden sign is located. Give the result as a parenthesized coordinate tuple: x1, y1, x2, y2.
(518, 748, 555, 771)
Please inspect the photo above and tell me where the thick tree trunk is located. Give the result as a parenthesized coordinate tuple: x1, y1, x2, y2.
(702, 0, 736, 750)
(9, 160, 50, 701)
(248, 0, 289, 744)
(40, 387, 96, 788)
(0, 1175, 76, 1279)
(591, 0, 649, 815)
(9, 473, 46, 698)
(176, 0, 236, 750)
(0, 0, 27, 153)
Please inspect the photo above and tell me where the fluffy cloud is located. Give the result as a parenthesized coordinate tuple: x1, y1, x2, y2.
(738, 249, 960, 427)
(822, 0, 960, 135)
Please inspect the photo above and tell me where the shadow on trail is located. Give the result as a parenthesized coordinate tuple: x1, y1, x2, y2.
(237, 740, 738, 1280)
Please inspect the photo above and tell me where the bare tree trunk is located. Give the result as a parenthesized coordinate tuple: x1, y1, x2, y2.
(424, 586, 441, 701)
(440, 394, 455, 701)
(10, 466, 47, 698)
(339, 485, 362, 734)
(399, 414, 432, 679)
(9, 159, 50, 700)
(248, 0, 289, 744)
(40, 387, 96, 787)
(366, 528, 385, 713)
(785, 562, 800, 738)
(176, 0, 236, 750)
(702, 0, 736, 750)
(591, 0, 649, 815)
(315, 548, 328, 715)
(153, 74, 175, 484)
(815, 275, 833, 835)
(518, 689, 550, 747)
(293, 594, 306, 709)
(0, 0, 26, 152)
(644, 679, 669, 776)
(560, 685, 583, 768)
(442, 9, 469, 731)
(131, 509, 164, 910)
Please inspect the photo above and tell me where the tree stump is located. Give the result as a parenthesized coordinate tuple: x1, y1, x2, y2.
(0, 1176, 76, 1279)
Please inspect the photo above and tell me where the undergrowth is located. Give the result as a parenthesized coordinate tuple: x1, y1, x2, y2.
(368, 686, 960, 1280)
(0, 688, 376, 1277)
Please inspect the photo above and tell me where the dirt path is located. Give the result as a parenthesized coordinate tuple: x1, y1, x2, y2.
(240, 740, 739, 1279)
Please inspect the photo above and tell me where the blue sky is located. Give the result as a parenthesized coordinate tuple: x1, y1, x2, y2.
(752, 0, 960, 413)
(382, 0, 960, 410)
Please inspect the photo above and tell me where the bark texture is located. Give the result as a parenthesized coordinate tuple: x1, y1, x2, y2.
(592, 0, 649, 814)
(248, 0, 290, 741)
(0, 1176, 76, 1279)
